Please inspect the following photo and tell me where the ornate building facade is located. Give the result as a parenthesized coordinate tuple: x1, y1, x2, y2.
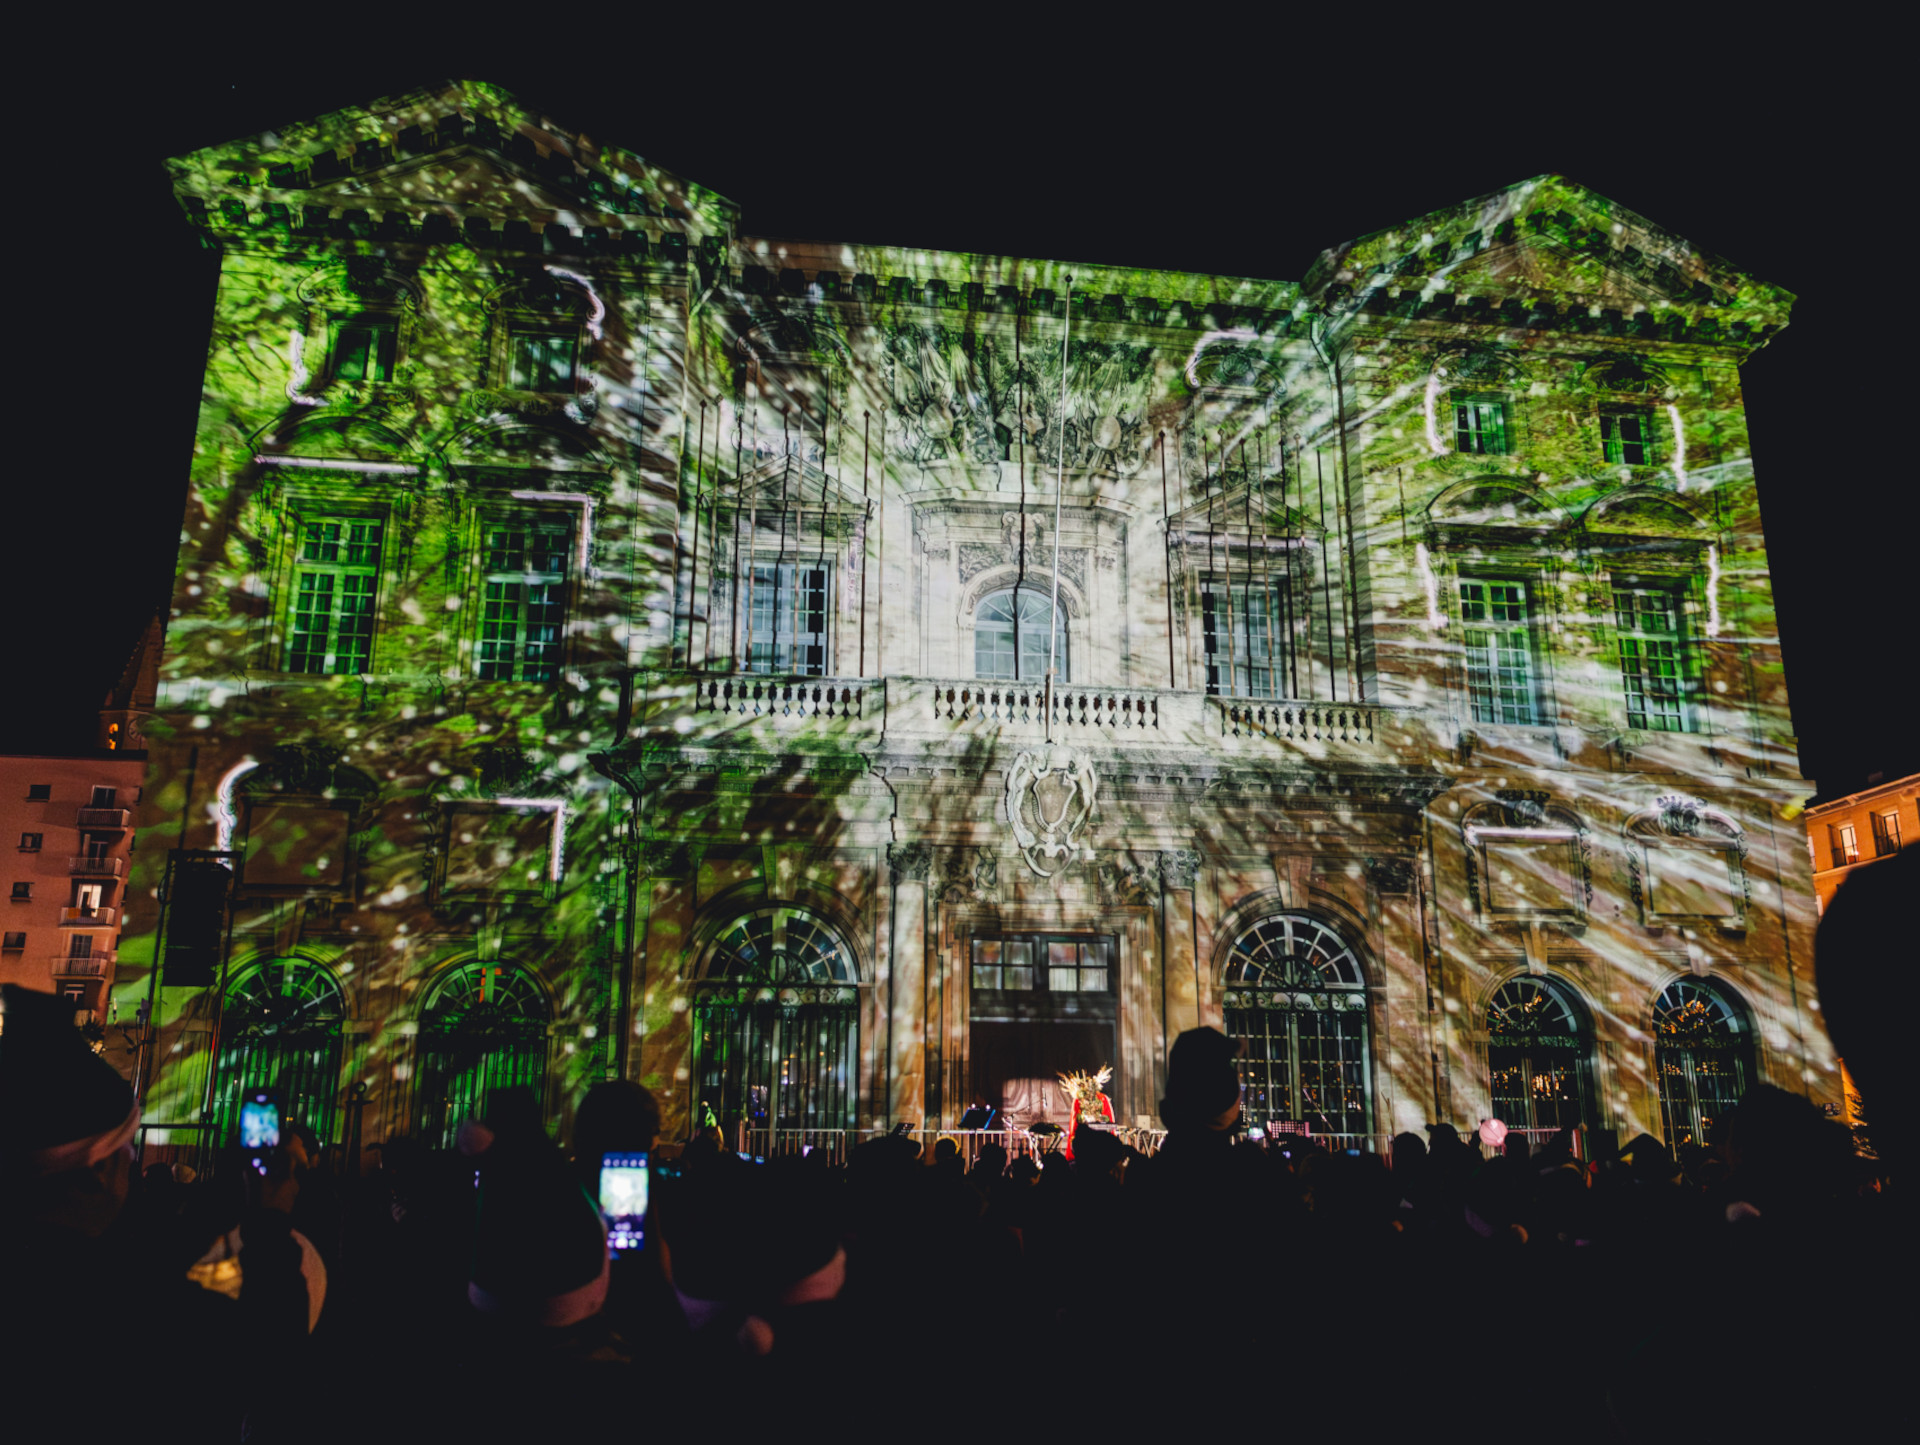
(129, 80, 1834, 1158)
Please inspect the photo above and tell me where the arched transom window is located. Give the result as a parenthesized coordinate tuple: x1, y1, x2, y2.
(1222, 914, 1370, 1139)
(1652, 978, 1750, 1148)
(695, 906, 860, 1135)
(214, 959, 347, 1147)
(975, 587, 1068, 683)
(1486, 977, 1593, 1139)
(414, 962, 551, 1147)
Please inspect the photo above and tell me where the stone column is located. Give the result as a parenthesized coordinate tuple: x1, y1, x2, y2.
(1159, 849, 1201, 1061)
(635, 846, 696, 1138)
(1366, 855, 1430, 1140)
(886, 842, 931, 1128)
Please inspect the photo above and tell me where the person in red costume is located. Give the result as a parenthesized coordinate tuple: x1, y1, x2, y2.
(1059, 1066, 1113, 1161)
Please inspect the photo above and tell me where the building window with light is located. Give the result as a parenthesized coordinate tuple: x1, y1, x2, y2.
(1828, 822, 1859, 869)
(1870, 809, 1902, 857)
(478, 520, 571, 683)
(1486, 977, 1593, 1140)
(285, 517, 382, 675)
(1460, 579, 1537, 724)
(1615, 579, 1689, 732)
(1651, 978, 1752, 1149)
(1221, 913, 1372, 1140)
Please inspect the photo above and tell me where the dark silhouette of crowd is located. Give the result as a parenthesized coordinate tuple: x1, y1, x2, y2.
(5, 848, 1908, 1441)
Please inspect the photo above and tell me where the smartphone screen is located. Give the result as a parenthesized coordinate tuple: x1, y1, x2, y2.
(598, 1152, 649, 1252)
(239, 1094, 281, 1151)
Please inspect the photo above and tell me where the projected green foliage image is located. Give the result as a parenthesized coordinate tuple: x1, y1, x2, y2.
(123, 80, 1832, 1169)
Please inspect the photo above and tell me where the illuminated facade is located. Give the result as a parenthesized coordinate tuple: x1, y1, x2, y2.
(131, 80, 1836, 1156)
(1804, 775, 1914, 913)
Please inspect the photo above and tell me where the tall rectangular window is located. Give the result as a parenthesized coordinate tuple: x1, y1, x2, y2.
(509, 330, 578, 391)
(746, 561, 830, 676)
(478, 521, 571, 683)
(286, 518, 382, 675)
(1201, 579, 1291, 698)
(1453, 394, 1510, 455)
(1460, 580, 1536, 724)
(1871, 810, 1903, 857)
(1600, 410, 1653, 465)
(1615, 582, 1688, 732)
(1829, 823, 1859, 869)
(333, 318, 397, 382)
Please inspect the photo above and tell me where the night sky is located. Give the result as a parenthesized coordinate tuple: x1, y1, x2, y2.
(16, 29, 1904, 795)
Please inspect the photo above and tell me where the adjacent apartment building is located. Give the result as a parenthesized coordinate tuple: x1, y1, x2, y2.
(1806, 774, 1914, 912)
(127, 80, 1836, 1160)
(1, 626, 157, 1028)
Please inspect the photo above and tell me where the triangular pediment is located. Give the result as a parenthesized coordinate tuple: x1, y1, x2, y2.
(309, 149, 584, 219)
(169, 79, 737, 239)
(1307, 175, 1792, 333)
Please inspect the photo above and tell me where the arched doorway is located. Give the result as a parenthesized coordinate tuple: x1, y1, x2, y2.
(692, 907, 860, 1138)
(1221, 913, 1372, 1139)
(212, 958, 346, 1147)
(1486, 976, 1595, 1141)
(1651, 978, 1752, 1148)
(414, 962, 550, 1147)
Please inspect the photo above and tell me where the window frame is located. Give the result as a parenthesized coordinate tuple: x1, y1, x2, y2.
(1613, 575, 1692, 734)
(1871, 809, 1903, 857)
(1458, 576, 1540, 725)
(1829, 822, 1859, 869)
(281, 508, 387, 676)
(474, 513, 575, 685)
(743, 556, 834, 678)
(1198, 572, 1294, 699)
(328, 312, 400, 384)
(973, 586, 1066, 685)
(1452, 391, 1512, 456)
(1599, 408, 1657, 466)
(969, 934, 1115, 997)
(18, 833, 42, 851)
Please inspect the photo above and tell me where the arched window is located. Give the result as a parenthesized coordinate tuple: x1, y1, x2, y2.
(1486, 977, 1594, 1140)
(414, 962, 550, 1147)
(694, 907, 859, 1138)
(1652, 978, 1751, 1148)
(975, 588, 1068, 682)
(1221, 914, 1371, 1139)
(213, 959, 346, 1147)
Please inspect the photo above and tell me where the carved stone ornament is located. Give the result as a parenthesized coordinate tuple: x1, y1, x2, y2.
(1158, 848, 1201, 890)
(1367, 857, 1415, 895)
(1005, 744, 1098, 879)
(888, 841, 932, 882)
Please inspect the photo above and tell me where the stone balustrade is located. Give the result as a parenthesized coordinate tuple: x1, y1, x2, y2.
(641, 674, 1405, 757)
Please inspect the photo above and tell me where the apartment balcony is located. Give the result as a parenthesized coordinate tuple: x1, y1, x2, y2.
(68, 856, 124, 877)
(76, 807, 131, 829)
(50, 952, 112, 978)
(640, 674, 1420, 763)
(58, 906, 117, 928)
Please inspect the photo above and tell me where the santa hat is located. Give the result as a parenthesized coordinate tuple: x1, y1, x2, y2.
(0, 984, 138, 1176)
(464, 1115, 609, 1327)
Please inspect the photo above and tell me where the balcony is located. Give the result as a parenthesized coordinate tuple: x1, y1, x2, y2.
(59, 906, 117, 928)
(639, 674, 1415, 762)
(68, 856, 124, 877)
(50, 952, 112, 977)
(77, 807, 131, 829)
